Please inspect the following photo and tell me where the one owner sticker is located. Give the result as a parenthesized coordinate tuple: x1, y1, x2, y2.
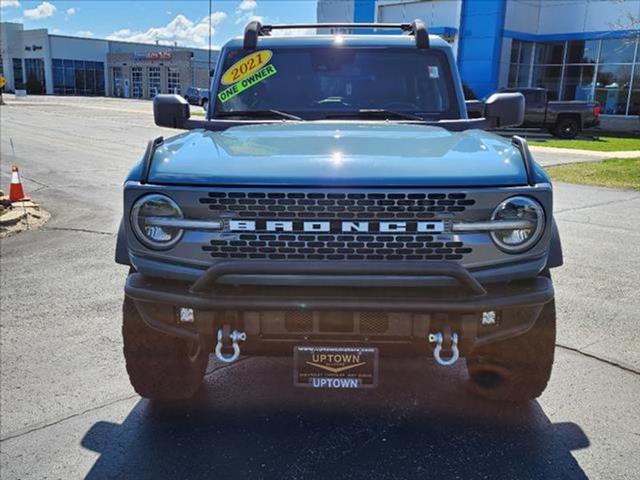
(218, 64, 278, 103)
(221, 50, 273, 85)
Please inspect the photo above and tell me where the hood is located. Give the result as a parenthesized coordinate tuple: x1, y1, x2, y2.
(148, 122, 528, 187)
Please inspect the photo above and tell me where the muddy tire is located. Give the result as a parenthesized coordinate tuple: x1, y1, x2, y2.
(466, 299, 556, 402)
(122, 297, 209, 401)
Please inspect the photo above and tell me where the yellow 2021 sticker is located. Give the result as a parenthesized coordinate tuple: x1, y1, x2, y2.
(221, 50, 273, 86)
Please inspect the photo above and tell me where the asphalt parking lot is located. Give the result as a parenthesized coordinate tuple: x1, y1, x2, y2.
(1, 96, 639, 479)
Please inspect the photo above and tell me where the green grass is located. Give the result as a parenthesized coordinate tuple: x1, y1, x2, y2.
(547, 157, 640, 191)
(529, 133, 640, 152)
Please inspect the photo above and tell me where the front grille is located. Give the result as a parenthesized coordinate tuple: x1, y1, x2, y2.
(279, 311, 394, 335)
(284, 311, 313, 332)
(199, 191, 475, 219)
(202, 233, 472, 261)
(359, 312, 389, 334)
(199, 190, 476, 262)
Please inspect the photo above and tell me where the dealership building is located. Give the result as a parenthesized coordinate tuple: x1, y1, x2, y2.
(318, 0, 640, 128)
(0, 22, 218, 99)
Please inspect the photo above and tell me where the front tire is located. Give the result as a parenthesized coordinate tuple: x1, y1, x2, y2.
(122, 297, 209, 401)
(465, 300, 556, 402)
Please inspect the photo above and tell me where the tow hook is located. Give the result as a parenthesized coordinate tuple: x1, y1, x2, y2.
(215, 328, 247, 363)
(428, 328, 460, 367)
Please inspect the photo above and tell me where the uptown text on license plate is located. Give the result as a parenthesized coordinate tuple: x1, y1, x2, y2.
(294, 346, 379, 389)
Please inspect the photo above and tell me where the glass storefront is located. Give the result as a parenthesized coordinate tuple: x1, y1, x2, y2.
(12, 58, 24, 90)
(24, 58, 46, 94)
(508, 37, 639, 115)
(52, 59, 105, 95)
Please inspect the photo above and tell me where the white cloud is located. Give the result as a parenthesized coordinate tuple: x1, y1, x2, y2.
(107, 12, 227, 47)
(238, 0, 256, 11)
(24, 1, 56, 19)
(65, 7, 75, 15)
(110, 28, 131, 37)
(0, 0, 21, 9)
(235, 0, 261, 25)
(76, 30, 93, 37)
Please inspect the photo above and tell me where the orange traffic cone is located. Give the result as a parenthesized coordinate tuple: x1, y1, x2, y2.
(9, 165, 30, 202)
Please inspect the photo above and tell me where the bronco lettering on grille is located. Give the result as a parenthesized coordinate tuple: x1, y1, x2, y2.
(229, 220, 445, 233)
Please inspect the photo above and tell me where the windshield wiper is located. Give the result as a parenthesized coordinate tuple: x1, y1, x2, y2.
(215, 110, 302, 121)
(325, 109, 424, 121)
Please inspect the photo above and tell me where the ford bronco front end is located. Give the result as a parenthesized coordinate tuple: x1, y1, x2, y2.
(116, 21, 562, 403)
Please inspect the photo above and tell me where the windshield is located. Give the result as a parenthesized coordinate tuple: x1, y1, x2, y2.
(213, 47, 459, 120)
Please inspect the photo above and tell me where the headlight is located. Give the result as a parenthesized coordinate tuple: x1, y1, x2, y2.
(490, 196, 545, 253)
(130, 194, 183, 249)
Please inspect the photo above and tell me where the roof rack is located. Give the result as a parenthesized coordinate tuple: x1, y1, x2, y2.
(243, 19, 429, 50)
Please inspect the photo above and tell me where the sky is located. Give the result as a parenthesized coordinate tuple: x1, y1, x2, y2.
(0, 0, 319, 48)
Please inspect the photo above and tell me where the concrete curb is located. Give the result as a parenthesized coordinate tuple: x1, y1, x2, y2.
(529, 145, 640, 158)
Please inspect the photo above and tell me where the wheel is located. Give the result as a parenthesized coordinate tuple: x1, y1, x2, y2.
(553, 117, 579, 139)
(122, 297, 209, 401)
(465, 299, 556, 402)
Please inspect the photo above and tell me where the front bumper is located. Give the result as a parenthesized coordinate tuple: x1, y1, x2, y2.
(125, 261, 554, 354)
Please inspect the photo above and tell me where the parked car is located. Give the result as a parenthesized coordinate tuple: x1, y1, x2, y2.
(183, 87, 210, 108)
(117, 20, 562, 404)
(500, 87, 600, 138)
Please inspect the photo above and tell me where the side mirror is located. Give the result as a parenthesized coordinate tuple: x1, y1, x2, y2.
(153, 94, 190, 129)
(483, 92, 524, 128)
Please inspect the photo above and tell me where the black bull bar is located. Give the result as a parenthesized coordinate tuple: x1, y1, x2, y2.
(125, 261, 554, 345)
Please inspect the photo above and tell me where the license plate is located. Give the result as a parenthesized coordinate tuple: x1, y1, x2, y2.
(294, 346, 379, 389)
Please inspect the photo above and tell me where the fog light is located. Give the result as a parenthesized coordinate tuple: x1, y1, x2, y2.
(179, 307, 194, 323)
(481, 311, 497, 326)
